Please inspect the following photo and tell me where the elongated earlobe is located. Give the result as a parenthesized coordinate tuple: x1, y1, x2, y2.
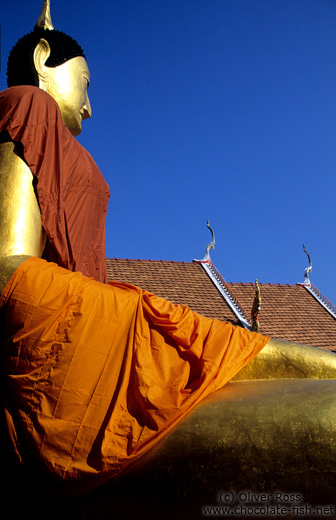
(33, 38, 51, 90)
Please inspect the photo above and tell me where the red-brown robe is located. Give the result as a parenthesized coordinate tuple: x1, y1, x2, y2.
(0, 85, 110, 282)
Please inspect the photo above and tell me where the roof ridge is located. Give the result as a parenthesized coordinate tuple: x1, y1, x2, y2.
(228, 282, 298, 287)
(107, 258, 195, 265)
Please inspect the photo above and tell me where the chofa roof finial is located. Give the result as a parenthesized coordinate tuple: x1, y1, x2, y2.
(204, 220, 215, 260)
(35, 0, 54, 30)
(193, 221, 216, 263)
(303, 244, 312, 286)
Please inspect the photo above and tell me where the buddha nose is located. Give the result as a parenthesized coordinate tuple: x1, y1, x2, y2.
(82, 94, 92, 120)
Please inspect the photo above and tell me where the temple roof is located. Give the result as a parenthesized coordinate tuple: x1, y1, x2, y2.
(228, 281, 336, 351)
(106, 258, 241, 325)
(106, 257, 336, 352)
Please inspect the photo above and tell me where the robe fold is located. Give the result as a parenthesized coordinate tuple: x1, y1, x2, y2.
(0, 257, 269, 491)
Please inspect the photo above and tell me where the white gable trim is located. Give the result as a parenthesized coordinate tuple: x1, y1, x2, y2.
(300, 282, 336, 320)
(196, 259, 251, 330)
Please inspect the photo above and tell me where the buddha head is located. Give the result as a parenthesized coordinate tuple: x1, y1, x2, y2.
(6, 0, 91, 136)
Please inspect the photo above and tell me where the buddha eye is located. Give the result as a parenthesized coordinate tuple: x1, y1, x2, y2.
(84, 77, 90, 87)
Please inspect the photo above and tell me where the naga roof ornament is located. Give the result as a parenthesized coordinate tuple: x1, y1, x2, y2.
(203, 220, 215, 261)
(193, 221, 250, 329)
(299, 245, 336, 319)
(35, 0, 54, 30)
(251, 279, 261, 332)
(302, 243, 312, 286)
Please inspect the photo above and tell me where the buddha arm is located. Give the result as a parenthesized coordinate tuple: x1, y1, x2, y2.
(0, 140, 46, 294)
(234, 337, 336, 380)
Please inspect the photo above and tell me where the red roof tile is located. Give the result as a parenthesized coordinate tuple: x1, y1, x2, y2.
(228, 282, 336, 351)
(106, 258, 240, 325)
(106, 258, 336, 351)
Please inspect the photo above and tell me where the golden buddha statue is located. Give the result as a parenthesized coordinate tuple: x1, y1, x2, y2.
(1, 2, 336, 518)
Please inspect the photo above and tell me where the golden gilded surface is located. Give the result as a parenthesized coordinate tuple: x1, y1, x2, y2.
(76, 378, 336, 518)
(44, 56, 91, 136)
(35, 0, 54, 30)
(0, 142, 45, 293)
(234, 337, 336, 380)
(33, 41, 91, 136)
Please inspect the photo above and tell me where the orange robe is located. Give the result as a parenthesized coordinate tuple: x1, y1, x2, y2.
(0, 258, 269, 491)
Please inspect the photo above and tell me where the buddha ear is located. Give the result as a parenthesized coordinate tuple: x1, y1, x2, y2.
(33, 38, 51, 89)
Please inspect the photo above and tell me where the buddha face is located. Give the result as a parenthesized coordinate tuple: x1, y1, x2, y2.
(44, 56, 91, 136)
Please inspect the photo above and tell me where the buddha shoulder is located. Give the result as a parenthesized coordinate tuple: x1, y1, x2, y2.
(0, 85, 62, 124)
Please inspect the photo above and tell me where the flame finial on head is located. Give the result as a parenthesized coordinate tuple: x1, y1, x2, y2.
(35, 0, 54, 30)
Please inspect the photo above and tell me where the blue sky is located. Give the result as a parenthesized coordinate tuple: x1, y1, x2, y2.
(2, 0, 336, 304)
